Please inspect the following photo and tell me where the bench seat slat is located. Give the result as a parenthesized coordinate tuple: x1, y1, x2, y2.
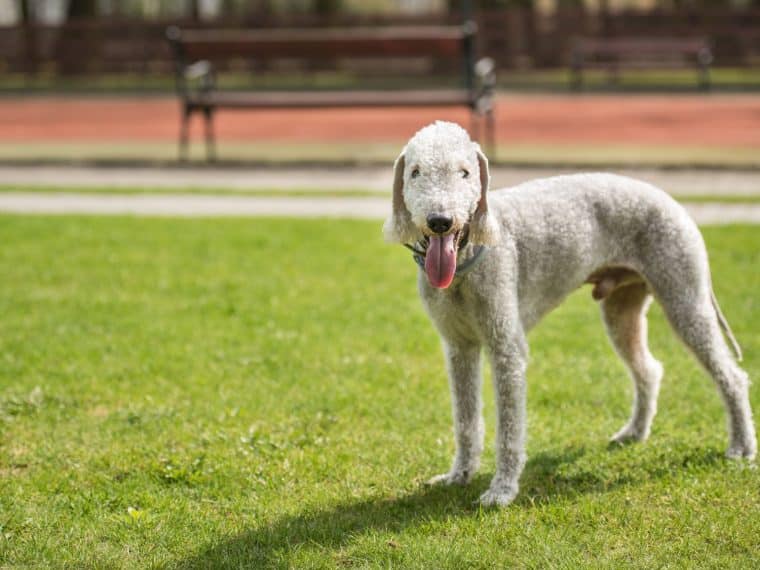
(581, 61, 704, 69)
(181, 26, 468, 43)
(571, 36, 712, 90)
(577, 39, 708, 53)
(187, 89, 474, 109)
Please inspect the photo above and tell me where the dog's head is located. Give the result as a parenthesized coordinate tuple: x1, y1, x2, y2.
(383, 121, 499, 288)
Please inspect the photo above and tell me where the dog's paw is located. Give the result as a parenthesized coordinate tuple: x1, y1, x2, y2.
(426, 469, 472, 486)
(726, 442, 757, 461)
(478, 484, 518, 508)
(609, 423, 647, 445)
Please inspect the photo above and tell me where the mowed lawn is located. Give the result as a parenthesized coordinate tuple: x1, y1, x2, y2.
(0, 215, 758, 568)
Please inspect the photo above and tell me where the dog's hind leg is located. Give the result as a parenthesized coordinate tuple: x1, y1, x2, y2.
(601, 282, 664, 444)
(428, 339, 484, 486)
(658, 288, 756, 459)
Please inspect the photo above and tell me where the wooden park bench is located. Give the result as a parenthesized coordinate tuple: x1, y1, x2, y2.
(166, 24, 496, 161)
(570, 37, 713, 90)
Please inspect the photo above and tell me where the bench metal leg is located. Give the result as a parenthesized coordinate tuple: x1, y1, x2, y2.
(485, 108, 496, 158)
(203, 107, 216, 162)
(698, 64, 710, 91)
(609, 64, 620, 86)
(470, 109, 495, 157)
(571, 66, 583, 90)
(470, 112, 480, 145)
(179, 105, 191, 162)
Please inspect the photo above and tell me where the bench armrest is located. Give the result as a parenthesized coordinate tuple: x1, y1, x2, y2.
(185, 60, 216, 92)
(697, 45, 714, 66)
(172, 58, 216, 99)
(474, 57, 496, 113)
(167, 26, 216, 98)
(475, 57, 496, 88)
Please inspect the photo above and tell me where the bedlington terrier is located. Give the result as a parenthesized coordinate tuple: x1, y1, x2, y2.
(384, 121, 756, 507)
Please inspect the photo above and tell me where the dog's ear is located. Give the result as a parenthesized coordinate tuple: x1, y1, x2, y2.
(469, 147, 500, 245)
(383, 148, 417, 243)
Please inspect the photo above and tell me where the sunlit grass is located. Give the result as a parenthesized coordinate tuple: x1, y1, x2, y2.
(2, 184, 760, 205)
(1, 141, 759, 168)
(3, 67, 760, 92)
(0, 216, 758, 568)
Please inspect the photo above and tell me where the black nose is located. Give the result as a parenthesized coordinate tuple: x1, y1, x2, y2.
(427, 214, 453, 234)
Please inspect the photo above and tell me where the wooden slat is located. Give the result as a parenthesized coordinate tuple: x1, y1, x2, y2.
(571, 35, 711, 89)
(581, 61, 704, 70)
(181, 26, 467, 42)
(186, 89, 474, 109)
(176, 26, 468, 60)
(575, 37, 710, 58)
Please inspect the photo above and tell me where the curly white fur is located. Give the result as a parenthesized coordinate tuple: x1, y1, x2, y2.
(383, 121, 499, 245)
(386, 121, 757, 507)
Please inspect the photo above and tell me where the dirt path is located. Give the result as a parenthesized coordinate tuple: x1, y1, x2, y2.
(3, 94, 760, 147)
(0, 192, 758, 224)
(1, 164, 759, 196)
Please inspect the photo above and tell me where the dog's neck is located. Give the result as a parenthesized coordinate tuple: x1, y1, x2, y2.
(453, 243, 488, 276)
(406, 240, 488, 279)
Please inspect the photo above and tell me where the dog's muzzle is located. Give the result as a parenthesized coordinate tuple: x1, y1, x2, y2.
(404, 225, 487, 289)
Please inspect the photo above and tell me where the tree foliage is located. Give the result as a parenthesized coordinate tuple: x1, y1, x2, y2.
(66, 0, 98, 20)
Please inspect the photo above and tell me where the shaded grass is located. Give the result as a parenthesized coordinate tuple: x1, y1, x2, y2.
(0, 216, 758, 568)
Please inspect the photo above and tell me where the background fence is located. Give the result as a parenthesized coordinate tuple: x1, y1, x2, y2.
(3, 7, 760, 79)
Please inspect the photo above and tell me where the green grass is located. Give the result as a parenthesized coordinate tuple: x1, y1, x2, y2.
(0, 141, 401, 166)
(672, 194, 760, 204)
(502, 67, 760, 91)
(2, 141, 760, 168)
(0, 184, 388, 198)
(0, 216, 758, 568)
(493, 144, 760, 169)
(4, 184, 760, 204)
(3, 67, 760, 93)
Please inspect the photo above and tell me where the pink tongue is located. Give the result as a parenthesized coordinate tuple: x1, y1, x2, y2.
(425, 233, 457, 289)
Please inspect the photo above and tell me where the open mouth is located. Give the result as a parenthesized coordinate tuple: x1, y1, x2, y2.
(406, 226, 469, 289)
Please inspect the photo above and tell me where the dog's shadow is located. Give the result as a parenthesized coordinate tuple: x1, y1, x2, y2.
(176, 445, 723, 568)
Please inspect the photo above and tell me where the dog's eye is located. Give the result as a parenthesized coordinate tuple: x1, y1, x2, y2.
(411, 168, 420, 179)
(461, 169, 470, 178)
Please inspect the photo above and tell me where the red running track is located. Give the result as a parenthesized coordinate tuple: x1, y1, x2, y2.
(2, 94, 760, 147)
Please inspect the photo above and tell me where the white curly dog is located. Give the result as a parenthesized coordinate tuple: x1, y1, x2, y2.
(384, 121, 756, 507)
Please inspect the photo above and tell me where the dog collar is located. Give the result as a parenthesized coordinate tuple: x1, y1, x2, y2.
(406, 244, 488, 278)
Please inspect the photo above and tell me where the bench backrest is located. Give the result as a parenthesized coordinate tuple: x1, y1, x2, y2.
(166, 24, 477, 89)
(574, 37, 711, 59)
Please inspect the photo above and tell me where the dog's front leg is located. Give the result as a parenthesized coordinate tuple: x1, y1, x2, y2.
(428, 340, 484, 486)
(480, 334, 528, 507)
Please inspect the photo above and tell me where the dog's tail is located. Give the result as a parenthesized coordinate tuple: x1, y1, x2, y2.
(711, 289, 743, 362)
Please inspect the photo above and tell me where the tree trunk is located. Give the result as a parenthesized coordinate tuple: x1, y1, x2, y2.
(188, 0, 200, 21)
(19, 0, 37, 76)
(59, 0, 100, 75)
(220, 0, 237, 18)
(67, 0, 98, 19)
(313, 0, 342, 16)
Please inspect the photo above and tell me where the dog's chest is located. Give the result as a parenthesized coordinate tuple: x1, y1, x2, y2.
(419, 277, 482, 341)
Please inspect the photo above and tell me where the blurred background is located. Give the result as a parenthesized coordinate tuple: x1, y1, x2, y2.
(0, 0, 759, 174)
(2, 5, 760, 567)
(3, 1, 760, 88)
